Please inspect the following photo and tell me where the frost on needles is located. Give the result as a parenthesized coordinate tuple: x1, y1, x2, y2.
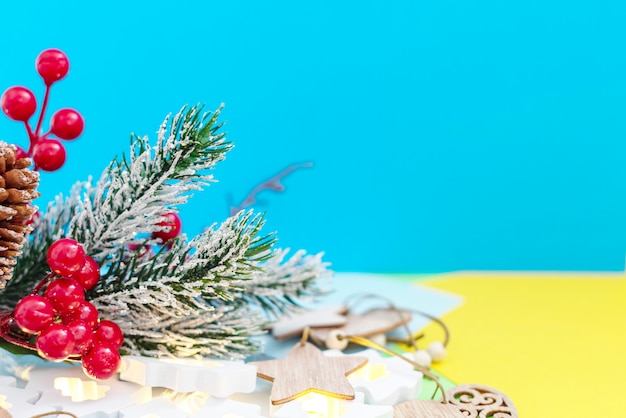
(1, 105, 330, 359)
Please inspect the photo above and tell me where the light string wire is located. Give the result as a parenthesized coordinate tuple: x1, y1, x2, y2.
(302, 324, 448, 403)
(342, 292, 450, 347)
(321, 292, 452, 402)
(341, 333, 448, 403)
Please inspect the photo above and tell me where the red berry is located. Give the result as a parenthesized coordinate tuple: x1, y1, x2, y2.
(32, 139, 66, 171)
(63, 300, 99, 328)
(73, 256, 100, 291)
(82, 344, 121, 380)
(1, 86, 37, 122)
(24, 208, 40, 226)
(93, 320, 123, 350)
(36, 323, 75, 361)
(14, 144, 29, 161)
(127, 243, 142, 251)
(36, 49, 69, 85)
(127, 243, 151, 259)
(46, 238, 86, 276)
(44, 278, 85, 315)
(13, 295, 55, 334)
(151, 212, 182, 244)
(50, 108, 84, 140)
(66, 319, 94, 355)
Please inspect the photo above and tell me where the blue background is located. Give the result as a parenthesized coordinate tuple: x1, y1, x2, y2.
(1, 1, 626, 273)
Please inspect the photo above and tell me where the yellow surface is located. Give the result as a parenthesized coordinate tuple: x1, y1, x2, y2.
(417, 271, 626, 418)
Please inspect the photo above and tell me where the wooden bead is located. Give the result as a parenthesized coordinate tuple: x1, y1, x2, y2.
(325, 329, 349, 350)
(413, 350, 432, 368)
(427, 341, 446, 362)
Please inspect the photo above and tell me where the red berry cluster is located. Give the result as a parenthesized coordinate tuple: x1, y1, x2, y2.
(0, 49, 84, 171)
(11, 238, 122, 380)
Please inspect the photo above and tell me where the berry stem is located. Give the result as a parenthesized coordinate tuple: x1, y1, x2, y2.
(31, 271, 58, 295)
(24, 121, 37, 145)
(0, 310, 37, 351)
(0, 310, 81, 360)
(34, 84, 51, 138)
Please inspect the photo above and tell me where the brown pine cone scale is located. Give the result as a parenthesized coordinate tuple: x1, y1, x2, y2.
(0, 142, 40, 289)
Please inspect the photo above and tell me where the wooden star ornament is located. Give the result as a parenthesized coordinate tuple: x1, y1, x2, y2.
(248, 341, 368, 405)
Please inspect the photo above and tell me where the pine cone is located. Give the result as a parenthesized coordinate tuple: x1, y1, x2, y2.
(0, 142, 39, 289)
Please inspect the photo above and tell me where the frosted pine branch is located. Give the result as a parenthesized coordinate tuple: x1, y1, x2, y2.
(69, 104, 230, 261)
(90, 211, 275, 357)
(2, 104, 332, 359)
(241, 249, 331, 316)
(182, 211, 274, 289)
(97, 299, 265, 358)
(3, 105, 229, 304)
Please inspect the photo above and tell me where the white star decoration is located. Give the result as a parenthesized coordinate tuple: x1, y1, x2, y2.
(326, 349, 423, 405)
(26, 367, 151, 417)
(0, 345, 426, 417)
(0, 376, 58, 417)
(118, 396, 265, 418)
(0, 347, 424, 417)
(273, 392, 393, 418)
(118, 397, 188, 418)
(119, 356, 257, 396)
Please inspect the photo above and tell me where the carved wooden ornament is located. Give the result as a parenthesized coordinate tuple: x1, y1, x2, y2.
(248, 341, 368, 405)
(394, 384, 518, 418)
